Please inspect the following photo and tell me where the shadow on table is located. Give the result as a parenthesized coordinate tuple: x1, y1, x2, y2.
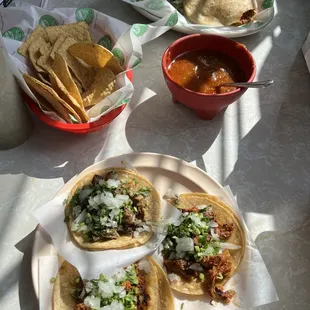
(125, 94, 224, 168)
(223, 0, 310, 308)
(15, 229, 39, 310)
(0, 119, 110, 183)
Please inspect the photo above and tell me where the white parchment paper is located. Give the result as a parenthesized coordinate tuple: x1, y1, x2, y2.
(36, 182, 278, 309)
(123, 0, 275, 35)
(0, 1, 177, 123)
(152, 186, 278, 309)
(33, 161, 181, 281)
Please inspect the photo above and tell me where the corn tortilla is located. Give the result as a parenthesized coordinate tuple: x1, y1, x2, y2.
(68, 43, 123, 74)
(166, 193, 245, 296)
(82, 68, 116, 107)
(65, 168, 161, 250)
(23, 74, 81, 123)
(52, 258, 174, 310)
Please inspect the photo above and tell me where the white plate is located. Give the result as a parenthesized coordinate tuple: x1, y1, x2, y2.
(31, 152, 236, 298)
(132, 5, 275, 38)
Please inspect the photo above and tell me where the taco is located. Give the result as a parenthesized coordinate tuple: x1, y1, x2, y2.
(65, 168, 161, 250)
(52, 257, 174, 310)
(162, 192, 245, 304)
(183, 0, 257, 27)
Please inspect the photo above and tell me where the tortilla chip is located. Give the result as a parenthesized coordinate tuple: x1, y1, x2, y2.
(50, 34, 68, 60)
(18, 25, 48, 57)
(52, 53, 83, 106)
(37, 72, 51, 85)
(82, 68, 116, 107)
(28, 36, 46, 73)
(50, 70, 89, 123)
(23, 74, 81, 123)
(37, 43, 53, 73)
(45, 22, 92, 44)
(72, 76, 83, 94)
(56, 37, 94, 89)
(68, 43, 123, 75)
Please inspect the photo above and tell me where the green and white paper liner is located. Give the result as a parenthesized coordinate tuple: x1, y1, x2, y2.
(0, 1, 176, 123)
(124, 0, 275, 35)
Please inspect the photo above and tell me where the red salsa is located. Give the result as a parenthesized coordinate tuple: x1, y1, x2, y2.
(168, 50, 244, 94)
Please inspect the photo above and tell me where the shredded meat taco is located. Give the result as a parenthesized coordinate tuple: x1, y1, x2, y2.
(52, 257, 174, 310)
(65, 168, 161, 250)
(183, 0, 257, 26)
(162, 193, 245, 304)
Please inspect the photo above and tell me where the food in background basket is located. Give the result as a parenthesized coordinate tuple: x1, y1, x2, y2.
(52, 257, 174, 310)
(162, 192, 245, 304)
(64, 168, 162, 250)
(18, 22, 122, 123)
(168, 0, 257, 26)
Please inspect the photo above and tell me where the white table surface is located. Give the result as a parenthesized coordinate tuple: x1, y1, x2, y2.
(1, 0, 310, 309)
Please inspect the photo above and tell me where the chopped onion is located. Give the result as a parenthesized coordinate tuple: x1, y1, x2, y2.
(209, 220, 218, 228)
(168, 252, 176, 260)
(219, 242, 241, 250)
(138, 260, 151, 273)
(189, 263, 204, 272)
(189, 214, 205, 227)
(84, 296, 101, 310)
(98, 281, 115, 298)
(100, 300, 125, 310)
(104, 191, 114, 198)
(113, 268, 126, 282)
(198, 204, 208, 210)
(175, 237, 194, 253)
(73, 209, 87, 224)
(106, 179, 121, 188)
(77, 223, 88, 232)
(211, 228, 220, 241)
(115, 194, 130, 203)
(201, 246, 215, 256)
(78, 187, 93, 202)
(71, 222, 79, 232)
(85, 281, 93, 293)
(133, 231, 140, 238)
(168, 273, 181, 282)
(119, 290, 126, 298)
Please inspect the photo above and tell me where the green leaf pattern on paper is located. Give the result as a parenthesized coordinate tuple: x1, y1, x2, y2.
(262, 0, 274, 9)
(116, 98, 130, 108)
(112, 47, 125, 66)
(100, 106, 109, 114)
(39, 15, 59, 28)
(165, 12, 178, 26)
(75, 8, 95, 24)
(2, 27, 24, 41)
(145, 0, 164, 10)
(132, 24, 149, 37)
(132, 58, 142, 68)
(98, 35, 113, 50)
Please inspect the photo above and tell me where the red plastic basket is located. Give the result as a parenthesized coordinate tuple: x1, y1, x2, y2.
(24, 70, 133, 134)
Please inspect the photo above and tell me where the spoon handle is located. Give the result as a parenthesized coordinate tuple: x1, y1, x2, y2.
(221, 80, 274, 88)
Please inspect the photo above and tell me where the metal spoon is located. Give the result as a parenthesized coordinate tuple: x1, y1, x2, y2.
(220, 80, 274, 88)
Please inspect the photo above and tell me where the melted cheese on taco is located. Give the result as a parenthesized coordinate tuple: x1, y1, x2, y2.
(65, 168, 161, 250)
(162, 193, 245, 304)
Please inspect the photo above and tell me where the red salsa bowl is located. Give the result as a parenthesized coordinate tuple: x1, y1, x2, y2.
(24, 70, 133, 134)
(162, 34, 256, 120)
